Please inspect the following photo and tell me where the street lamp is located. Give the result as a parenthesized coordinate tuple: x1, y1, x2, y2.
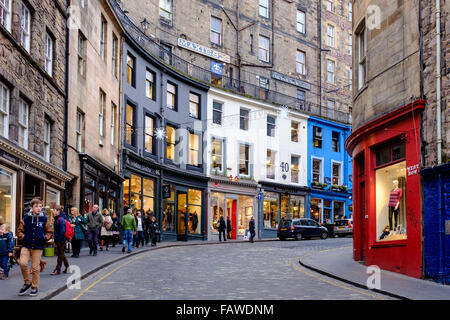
(140, 18, 150, 33)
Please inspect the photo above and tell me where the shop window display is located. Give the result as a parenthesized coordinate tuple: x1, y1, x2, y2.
(188, 189, 202, 234)
(310, 198, 322, 222)
(162, 185, 176, 232)
(376, 161, 406, 241)
(211, 192, 225, 233)
(0, 166, 15, 232)
(290, 196, 305, 219)
(263, 192, 278, 229)
(280, 194, 289, 219)
(238, 196, 254, 235)
(124, 174, 155, 214)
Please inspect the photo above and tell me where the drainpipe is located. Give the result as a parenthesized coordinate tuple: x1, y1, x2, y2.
(63, 0, 71, 210)
(436, 0, 442, 164)
(318, 0, 323, 116)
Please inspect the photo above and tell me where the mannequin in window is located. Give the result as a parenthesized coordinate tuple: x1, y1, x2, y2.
(388, 180, 402, 230)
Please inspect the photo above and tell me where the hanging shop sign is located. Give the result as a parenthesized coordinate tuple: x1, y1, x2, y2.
(178, 38, 231, 63)
(211, 61, 223, 77)
(163, 184, 171, 199)
(271, 71, 311, 91)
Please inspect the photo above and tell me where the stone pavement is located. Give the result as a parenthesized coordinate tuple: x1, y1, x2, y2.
(299, 246, 450, 300)
(0, 238, 276, 300)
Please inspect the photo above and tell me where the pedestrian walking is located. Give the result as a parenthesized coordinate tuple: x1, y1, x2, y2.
(86, 204, 104, 256)
(218, 216, 226, 242)
(17, 198, 52, 297)
(226, 217, 232, 240)
(143, 211, 152, 245)
(149, 216, 160, 247)
(0, 224, 14, 280)
(121, 209, 137, 253)
(110, 212, 121, 247)
(51, 206, 70, 275)
(134, 211, 145, 248)
(69, 207, 86, 258)
(100, 209, 113, 251)
(249, 216, 256, 243)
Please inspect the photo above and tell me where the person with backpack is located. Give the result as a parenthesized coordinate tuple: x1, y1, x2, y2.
(17, 198, 53, 297)
(51, 206, 70, 275)
(69, 207, 86, 258)
(100, 209, 113, 251)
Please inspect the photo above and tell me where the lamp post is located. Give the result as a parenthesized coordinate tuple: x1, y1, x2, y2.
(140, 18, 150, 34)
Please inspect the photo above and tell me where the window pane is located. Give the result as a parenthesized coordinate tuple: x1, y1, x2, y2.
(143, 178, 154, 197)
(212, 138, 222, 171)
(131, 174, 141, 194)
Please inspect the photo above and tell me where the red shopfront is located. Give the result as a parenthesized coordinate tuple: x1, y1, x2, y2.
(345, 100, 424, 278)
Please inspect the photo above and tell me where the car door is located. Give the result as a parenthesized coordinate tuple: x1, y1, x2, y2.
(307, 219, 322, 237)
(300, 219, 313, 237)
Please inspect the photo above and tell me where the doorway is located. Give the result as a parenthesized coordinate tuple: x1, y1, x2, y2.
(226, 198, 237, 239)
(176, 190, 187, 241)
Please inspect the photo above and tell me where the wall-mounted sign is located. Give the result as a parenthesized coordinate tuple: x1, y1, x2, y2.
(211, 61, 223, 76)
(407, 164, 420, 176)
(324, 177, 331, 185)
(178, 38, 231, 63)
(163, 184, 171, 199)
(280, 162, 290, 173)
(271, 71, 311, 91)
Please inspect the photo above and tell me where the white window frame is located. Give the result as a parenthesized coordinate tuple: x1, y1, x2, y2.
(21, 4, 31, 52)
(100, 15, 107, 61)
(78, 32, 86, 77)
(18, 99, 29, 149)
(45, 33, 53, 76)
(258, 35, 270, 62)
(112, 33, 118, 78)
(99, 90, 106, 137)
(44, 119, 51, 162)
(159, 0, 172, 21)
(296, 50, 306, 75)
(266, 149, 276, 180)
(291, 155, 300, 184)
(111, 103, 116, 146)
(296, 10, 306, 34)
(267, 114, 276, 137)
(327, 24, 335, 47)
(240, 108, 249, 131)
(0, 81, 10, 138)
(331, 160, 343, 185)
(0, 0, 12, 32)
(311, 157, 324, 183)
(349, 2, 352, 22)
(238, 142, 251, 177)
(327, 59, 335, 84)
(210, 16, 222, 46)
(358, 25, 367, 90)
(326, 0, 334, 12)
(291, 120, 299, 143)
(211, 136, 224, 172)
(144, 115, 154, 153)
(259, 0, 269, 18)
(188, 132, 200, 167)
(76, 110, 83, 152)
(212, 101, 222, 125)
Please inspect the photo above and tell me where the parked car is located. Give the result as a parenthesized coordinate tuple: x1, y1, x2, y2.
(277, 218, 328, 240)
(333, 219, 353, 237)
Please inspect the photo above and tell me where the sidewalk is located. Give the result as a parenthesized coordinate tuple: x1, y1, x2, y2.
(0, 238, 275, 300)
(299, 246, 450, 300)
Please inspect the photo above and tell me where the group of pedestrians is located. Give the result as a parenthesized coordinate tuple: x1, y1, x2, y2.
(0, 197, 162, 297)
(216, 215, 256, 243)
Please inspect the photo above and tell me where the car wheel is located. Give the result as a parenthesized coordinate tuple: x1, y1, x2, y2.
(295, 233, 302, 241)
(279, 237, 286, 241)
(321, 232, 328, 240)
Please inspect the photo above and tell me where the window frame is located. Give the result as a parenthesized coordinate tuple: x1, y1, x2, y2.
(144, 113, 155, 155)
(76, 110, 84, 152)
(326, 0, 334, 12)
(188, 132, 201, 167)
(146, 69, 156, 101)
(313, 126, 322, 148)
(45, 32, 53, 76)
(327, 24, 335, 48)
(296, 10, 306, 34)
(112, 33, 118, 78)
(210, 16, 222, 46)
(0, 81, 10, 138)
(291, 155, 300, 183)
(18, 98, 29, 149)
(291, 121, 299, 143)
(43, 118, 51, 162)
(357, 24, 367, 90)
(110, 103, 116, 146)
(312, 157, 323, 183)
(212, 101, 222, 125)
(100, 15, 107, 61)
(99, 90, 106, 137)
(126, 53, 136, 87)
(296, 50, 306, 75)
(267, 115, 276, 137)
(266, 149, 276, 180)
(78, 32, 86, 77)
(240, 108, 249, 131)
(332, 131, 340, 152)
(238, 143, 251, 177)
(159, 0, 173, 21)
(258, 35, 270, 63)
(211, 136, 224, 172)
(189, 92, 200, 119)
(327, 59, 335, 84)
(20, 3, 31, 52)
(166, 82, 177, 111)
(165, 123, 177, 161)
(125, 102, 136, 147)
(332, 161, 342, 185)
(0, 0, 12, 32)
(259, 0, 269, 18)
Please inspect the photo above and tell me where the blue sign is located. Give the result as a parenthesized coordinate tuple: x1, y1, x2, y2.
(211, 61, 223, 77)
(258, 193, 263, 200)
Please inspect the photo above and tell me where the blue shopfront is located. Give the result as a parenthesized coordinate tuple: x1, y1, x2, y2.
(307, 116, 352, 223)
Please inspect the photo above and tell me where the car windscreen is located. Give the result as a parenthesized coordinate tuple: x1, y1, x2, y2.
(280, 220, 292, 227)
(334, 220, 349, 226)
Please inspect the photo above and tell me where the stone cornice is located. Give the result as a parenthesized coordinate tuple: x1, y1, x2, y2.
(0, 137, 73, 182)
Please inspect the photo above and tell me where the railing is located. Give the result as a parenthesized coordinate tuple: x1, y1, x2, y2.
(110, 0, 351, 124)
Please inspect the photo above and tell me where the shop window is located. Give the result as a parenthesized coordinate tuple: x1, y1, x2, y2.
(188, 189, 202, 234)
(162, 185, 176, 232)
(211, 137, 223, 172)
(291, 195, 305, 219)
(310, 198, 322, 223)
(263, 192, 278, 229)
(376, 161, 407, 241)
(238, 196, 253, 235)
(333, 201, 345, 221)
(281, 194, 290, 220)
(0, 165, 15, 233)
(323, 200, 332, 223)
(266, 149, 276, 179)
(127, 174, 155, 214)
(211, 192, 225, 233)
(313, 126, 322, 148)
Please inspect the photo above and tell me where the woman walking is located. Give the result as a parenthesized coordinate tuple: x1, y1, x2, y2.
(149, 216, 160, 247)
(218, 216, 226, 242)
(69, 207, 86, 258)
(100, 209, 113, 251)
(110, 212, 120, 247)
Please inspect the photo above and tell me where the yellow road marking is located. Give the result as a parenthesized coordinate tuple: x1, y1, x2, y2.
(72, 254, 146, 300)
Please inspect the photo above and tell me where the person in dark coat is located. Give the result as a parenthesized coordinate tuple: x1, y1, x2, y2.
(226, 217, 232, 239)
(218, 216, 226, 242)
(143, 211, 152, 245)
(149, 216, 160, 247)
(110, 212, 121, 247)
(249, 216, 256, 243)
(51, 206, 69, 275)
(69, 207, 86, 258)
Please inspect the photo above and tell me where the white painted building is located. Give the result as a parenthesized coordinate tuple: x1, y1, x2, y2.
(205, 87, 309, 240)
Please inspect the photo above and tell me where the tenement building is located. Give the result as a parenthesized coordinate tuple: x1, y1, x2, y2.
(66, 0, 124, 215)
(346, 0, 449, 281)
(117, 0, 353, 124)
(0, 0, 72, 233)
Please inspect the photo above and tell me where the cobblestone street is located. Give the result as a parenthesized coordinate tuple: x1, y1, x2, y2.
(53, 238, 392, 300)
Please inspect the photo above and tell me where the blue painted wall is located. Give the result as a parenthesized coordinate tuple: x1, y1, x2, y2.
(307, 116, 352, 222)
(420, 163, 450, 284)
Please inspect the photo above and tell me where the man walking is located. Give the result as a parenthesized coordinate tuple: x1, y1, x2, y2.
(249, 216, 256, 243)
(51, 206, 69, 275)
(86, 205, 103, 256)
(121, 209, 136, 253)
(17, 198, 52, 297)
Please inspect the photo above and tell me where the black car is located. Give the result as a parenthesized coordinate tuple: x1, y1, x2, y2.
(277, 218, 329, 240)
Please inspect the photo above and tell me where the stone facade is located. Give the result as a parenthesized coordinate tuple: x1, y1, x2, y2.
(66, 0, 123, 210)
(421, 0, 449, 166)
(118, 0, 352, 123)
(0, 0, 67, 168)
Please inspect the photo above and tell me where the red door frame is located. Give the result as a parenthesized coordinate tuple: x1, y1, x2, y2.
(346, 100, 424, 278)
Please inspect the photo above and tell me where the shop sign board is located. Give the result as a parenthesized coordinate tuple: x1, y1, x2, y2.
(407, 164, 420, 176)
(163, 184, 171, 199)
(271, 71, 311, 90)
(178, 38, 231, 63)
(211, 61, 223, 77)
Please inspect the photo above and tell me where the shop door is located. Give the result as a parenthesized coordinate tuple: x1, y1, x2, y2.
(359, 182, 366, 261)
(226, 199, 237, 240)
(176, 190, 187, 241)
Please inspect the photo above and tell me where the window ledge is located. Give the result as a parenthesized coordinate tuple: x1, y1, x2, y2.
(370, 240, 407, 249)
